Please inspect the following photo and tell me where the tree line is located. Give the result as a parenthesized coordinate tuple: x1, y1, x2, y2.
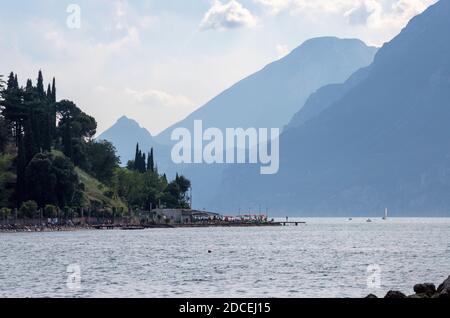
(0, 71, 191, 218)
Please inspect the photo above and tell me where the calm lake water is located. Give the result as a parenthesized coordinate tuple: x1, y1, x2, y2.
(1, 218, 449, 298)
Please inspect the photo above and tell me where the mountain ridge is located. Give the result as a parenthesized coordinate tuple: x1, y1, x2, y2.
(212, 0, 450, 216)
(155, 36, 377, 145)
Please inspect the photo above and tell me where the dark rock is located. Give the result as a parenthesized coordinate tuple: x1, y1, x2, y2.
(414, 283, 436, 295)
(410, 293, 432, 298)
(384, 291, 407, 299)
(363, 274, 450, 299)
(437, 276, 450, 298)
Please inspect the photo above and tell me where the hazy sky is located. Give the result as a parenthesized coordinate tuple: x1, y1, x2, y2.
(0, 0, 436, 135)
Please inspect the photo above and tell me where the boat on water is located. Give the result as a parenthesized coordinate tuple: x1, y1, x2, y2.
(366, 219, 372, 223)
(383, 208, 388, 220)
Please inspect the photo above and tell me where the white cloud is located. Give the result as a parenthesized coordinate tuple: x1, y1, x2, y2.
(254, 0, 291, 14)
(255, 0, 436, 27)
(124, 88, 195, 109)
(0, 0, 438, 135)
(200, 0, 258, 31)
(345, 1, 378, 25)
(275, 44, 290, 59)
(352, 0, 435, 29)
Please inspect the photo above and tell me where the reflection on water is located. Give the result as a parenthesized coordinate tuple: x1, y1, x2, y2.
(1, 218, 449, 298)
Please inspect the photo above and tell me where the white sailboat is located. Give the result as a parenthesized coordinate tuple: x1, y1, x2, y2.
(383, 208, 388, 220)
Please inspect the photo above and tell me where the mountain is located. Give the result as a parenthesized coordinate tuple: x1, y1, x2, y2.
(213, 0, 450, 216)
(97, 116, 159, 166)
(99, 37, 377, 207)
(286, 66, 371, 130)
(156, 37, 377, 145)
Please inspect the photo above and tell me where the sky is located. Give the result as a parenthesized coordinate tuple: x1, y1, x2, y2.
(0, 0, 437, 135)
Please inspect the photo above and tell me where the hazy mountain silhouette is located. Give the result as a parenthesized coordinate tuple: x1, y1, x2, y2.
(97, 116, 160, 166)
(99, 38, 377, 202)
(214, 0, 450, 216)
(156, 37, 377, 145)
(286, 66, 371, 130)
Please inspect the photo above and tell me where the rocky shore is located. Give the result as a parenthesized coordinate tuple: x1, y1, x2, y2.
(0, 224, 91, 233)
(366, 276, 450, 299)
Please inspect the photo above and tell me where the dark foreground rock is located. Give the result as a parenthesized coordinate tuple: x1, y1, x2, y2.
(437, 276, 450, 298)
(385, 291, 407, 299)
(414, 283, 436, 295)
(367, 275, 450, 299)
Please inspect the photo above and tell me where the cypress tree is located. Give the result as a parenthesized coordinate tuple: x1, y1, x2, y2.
(23, 79, 42, 156)
(149, 148, 154, 172)
(16, 136, 27, 206)
(50, 78, 57, 141)
(42, 113, 52, 152)
(141, 153, 146, 173)
(51, 78, 56, 103)
(42, 84, 53, 152)
(36, 70, 45, 97)
(137, 150, 142, 171)
(7, 72, 16, 89)
(2, 73, 23, 145)
(134, 143, 139, 170)
(146, 151, 152, 172)
(63, 123, 73, 159)
(23, 118, 37, 163)
(46, 84, 52, 99)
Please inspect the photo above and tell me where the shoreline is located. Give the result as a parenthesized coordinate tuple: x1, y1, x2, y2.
(0, 224, 93, 233)
(0, 221, 287, 233)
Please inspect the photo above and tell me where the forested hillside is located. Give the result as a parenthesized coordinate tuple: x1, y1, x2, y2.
(0, 71, 191, 218)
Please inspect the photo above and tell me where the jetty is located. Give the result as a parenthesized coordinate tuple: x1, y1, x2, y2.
(88, 210, 306, 230)
(279, 221, 306, 226)
(0, 209, 307, 232)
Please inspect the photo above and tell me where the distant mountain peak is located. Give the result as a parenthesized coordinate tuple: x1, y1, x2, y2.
(214, 0, 450, 216)
(117, 115, 131, 123)
(110, 115, 153, 137)
(287, 37, 376, 58)
(97, 116, 159, 165)
(155, 36, 377, 144)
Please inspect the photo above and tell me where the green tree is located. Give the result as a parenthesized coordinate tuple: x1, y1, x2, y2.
(15, 137, 27, 205)
(147, 148, 155, 172)
(44, 205, 58, 218)
(51, 78, 56, 103)
(162, 174, 191, 209)
(20, 200, 38, 219)
(52, 155, 79, 207)
(0, 207, 11, 220)
(24, 153, 79, 208)
(85, 140, 120, 185)
(36, 70, 45, 97)
(0, 117, 10, 153)
(0, 73, 25, 146)
(0, 154, 15, 207)
(56, 100, 97, 165)
(134, 143, 139, 170)
(25, 153, 56, 207)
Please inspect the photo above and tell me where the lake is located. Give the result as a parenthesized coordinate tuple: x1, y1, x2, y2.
(1, 218, 449, 298)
